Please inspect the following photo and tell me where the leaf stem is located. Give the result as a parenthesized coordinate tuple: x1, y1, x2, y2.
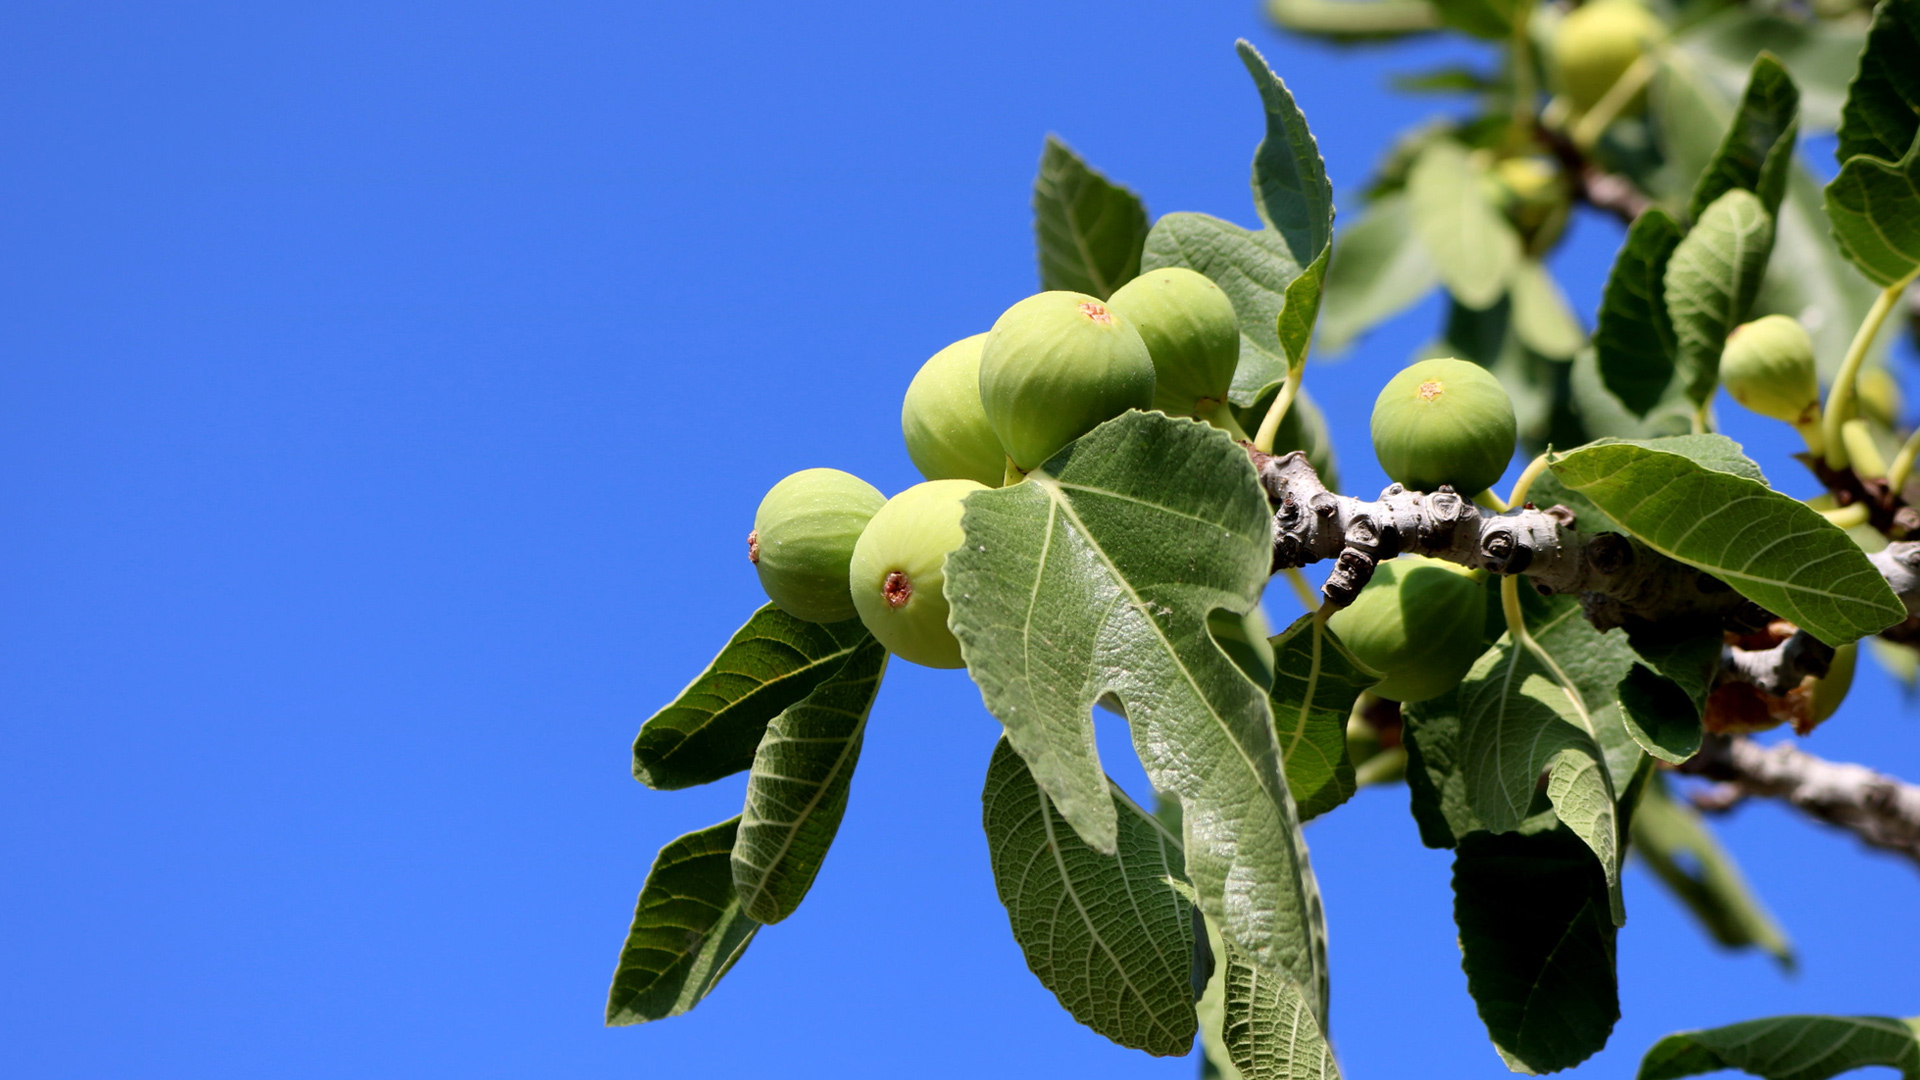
(1569, 52, 1657, 153)
(1281, 567, 1318, 611)
(1506, 0, 1538, 154)
(1473, 488, 1509, 512)
(1823, 272, 1919, 471)
(1253, 375, 1304, 455)
(1887, 426, 1920, 493)
(1505, 452, 1552, 509)
(1501, 574, 1595, 733)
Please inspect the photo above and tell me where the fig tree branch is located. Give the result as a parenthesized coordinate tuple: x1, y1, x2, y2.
(1681, 734, 1920, 871)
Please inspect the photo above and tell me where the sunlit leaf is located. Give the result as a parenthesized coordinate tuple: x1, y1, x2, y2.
(981, 738, 1198, 1056)
(1267, 614, 1376, 821)
(1639, 1014, 1920, 1080)
(732, 638, 887, 923)
(1548, 437, 1906, 645)
(1665, 187, 1775, 408)
(1408, 138, 1520, 309)
(1033, 135, 1149, 299)
(606, 817, 759, 1026)
(632, 605, 871, 790)
(947, 410, 1327, 996)
(1239, 40, 1334, 269)
(1317, 191, 1440, 354)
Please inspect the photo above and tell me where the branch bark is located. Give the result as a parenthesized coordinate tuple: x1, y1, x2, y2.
(1681, 734, 1920, 870)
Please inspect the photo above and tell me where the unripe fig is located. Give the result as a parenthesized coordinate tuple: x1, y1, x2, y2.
(1721, 315, 1818, 426)
(1551, 0, 1665, 115)
(848, 478, 987, 668)
(901, 334, 1005, 487)
(979, 291, 1156, 472)
(1370, 357, 1517, 496)
(1810, 642, 1857, 725)
(751, 468, 887, 623)
(1492, 156, 1571, 254)
(1105, 268, 1239, 418)
(1326, 555, 1486, 703)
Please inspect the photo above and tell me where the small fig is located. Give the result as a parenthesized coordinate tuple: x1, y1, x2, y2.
(1327, 555, 1486, 703)
(1105, 268, 1240, 419)
(1370, 357, 1517, 496)
(848, 478, 987, 668)
(901, 333, 1005, 487)
(1810, 642, 1857, 726)
(1492, 156, 1571, 254)
(1551, 0, 1665, 116)
(751, 468, 887, 623)
(1721, 314, 1818, 426)
(979, 291, 1156, 472)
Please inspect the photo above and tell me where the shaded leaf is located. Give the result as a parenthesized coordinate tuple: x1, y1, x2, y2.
(1631, 774, 1793, 967)
(1825, 126, 1920, 287)
(1238, 40, 1335, 268)
(1688, 53, 1801, 221)
(1548, 437, 1906, 645)
(947, 410, 1327, 995)
(1454, 828, 1621, 1074)
(1618, 664, 1706, 764)
(982, 738, 1198, 1056)
(632, 605, 871, 790)
(1665, 187, 1775, 407)
(1144, 212, 1302, 405)
(1268, 614, 1377, 821)
(1033, 134, 1149, 299)
(732, 637, 887, 923)
(1317, 191, 1441, 354)
(1510, 259, 1586, 360)
(1408, 138, 1520, 309)
(606, 817, 759, 1026)
(1639, 1014, 1920, 1080)
(1403, 686, 1558, 850)
(1834, 0, 1920, 166)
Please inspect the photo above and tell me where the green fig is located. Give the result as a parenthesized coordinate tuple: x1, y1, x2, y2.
(848, 478, 987, 668)
(1810, 642, 1857, 726)
(979, 291, 1156, 473)
(1326, 555, 1486, 703)
(1492, 156, 1571, 254)
(901, 333, 1005, 487)
(1370, 357, 1517, 496)
(750, 468, 887, 623)
(1551, 0, 1665, 115)
(1721, 315, 1818, 427)
(1105, 268, 1240, 421)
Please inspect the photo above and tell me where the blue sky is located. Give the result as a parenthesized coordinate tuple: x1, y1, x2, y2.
(1, 2, 1915, 1077)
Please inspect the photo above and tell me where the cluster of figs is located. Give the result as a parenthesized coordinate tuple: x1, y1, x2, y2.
(741, 252, 1843, 709)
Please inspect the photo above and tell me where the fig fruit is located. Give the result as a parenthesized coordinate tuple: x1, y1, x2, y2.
(848, 478, 987, 668)
(750, 468, 887, 623)
(1370, 357, 1517, 496)
(1326, 555, 1486, 703)
(1492, 156, 1571, 254)
(1810, 642, 1857, 726)
(1551, 0, 1665, 116)
(1105, 268, 1240, 419)
(979, 291, 1156, 473)
(1720, 314, 1818, 426)
(901, 333, 1005, 487)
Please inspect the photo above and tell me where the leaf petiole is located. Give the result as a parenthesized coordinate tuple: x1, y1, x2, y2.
(1822, 269, 1920, 471)
(1253, 373, 1304, 454)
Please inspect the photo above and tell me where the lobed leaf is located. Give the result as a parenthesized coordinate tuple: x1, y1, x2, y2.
(1638, 1014, 1920, 1080)
(1454, 828, 1621, 1074)
(632, 605, 872, 790)
(1631, 774, 1793, 967)
(1223, 936, 1343, 1079)
(1825, 126, 1920, 287)
(981, 738, 1199, 1056)
(1407, 138, 1520, 310)
(1548, 437, 1906, 646)
(606, 817, 759, 1026)
(1267, 614, 1376, 822)
(1688, 53, 1801, 221)
(946, 410, 1328, 1002)
(1664, 187, 1775, 408)
(732, 637, 887, 923)
(1033, 134, 1150, 300)
(1834, 0, 1920, 167)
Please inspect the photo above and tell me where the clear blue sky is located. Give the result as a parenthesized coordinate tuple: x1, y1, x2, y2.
(1, 3, 1915, 1077)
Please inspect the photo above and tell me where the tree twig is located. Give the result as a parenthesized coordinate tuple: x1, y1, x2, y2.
(1681, 734, 1920, 870)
